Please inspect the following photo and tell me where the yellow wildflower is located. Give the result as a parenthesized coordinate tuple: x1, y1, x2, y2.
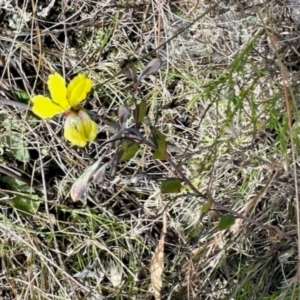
(31, 72, 97, 147)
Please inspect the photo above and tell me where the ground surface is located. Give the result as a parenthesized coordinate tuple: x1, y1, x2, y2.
(0, 0, 300, 299)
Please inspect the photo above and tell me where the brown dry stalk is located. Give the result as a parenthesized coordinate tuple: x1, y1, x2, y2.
(150, 212, 167, 300)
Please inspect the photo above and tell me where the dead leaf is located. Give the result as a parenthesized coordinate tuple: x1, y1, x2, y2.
(138, 58, 165, 84)
(118, 105, 130, 128)
(124, 67, 137, 83)
(150, 213, 167, 300)
(70, 152, 108, 202)
(92, 163, 108, 184)
(70, 159, 102, 202)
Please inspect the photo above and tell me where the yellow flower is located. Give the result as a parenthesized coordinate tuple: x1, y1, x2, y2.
(64, 110, 98, 147)
(31, 72, 97, 147)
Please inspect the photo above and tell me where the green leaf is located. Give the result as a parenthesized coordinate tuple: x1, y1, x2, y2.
(13, 90, 30, 103)
(3, 176, 40, 215)
(118, 140, 139, 161)
(201, 200, 212, 214)
(134, 99, 147, 123)
(1, 176, 34, 193)
(217, 214, 235, 230)
(7, 135, 30, 162)
(161, 178, 182, 194)
(11, 195, 40, 215)
(151, 127, 169, 160)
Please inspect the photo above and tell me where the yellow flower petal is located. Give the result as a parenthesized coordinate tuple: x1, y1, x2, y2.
(64, 111, 97, 147)
(31, 95, 65, 118)
(78, 110, 98, 142)
(47, 73, 70, 110)
(67, 74, 92, 107)
(64, 114, 87, 147)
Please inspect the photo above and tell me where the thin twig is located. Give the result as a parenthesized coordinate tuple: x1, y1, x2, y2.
(0, 98, 31, 110)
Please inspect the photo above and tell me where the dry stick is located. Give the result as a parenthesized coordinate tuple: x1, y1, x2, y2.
(0, 165, 34, 186)
(0, 98, 31, 110)
(156, 0, 162, 56)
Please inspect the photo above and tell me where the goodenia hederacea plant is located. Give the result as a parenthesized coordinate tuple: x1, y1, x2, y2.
(31, 72, 97, 147)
